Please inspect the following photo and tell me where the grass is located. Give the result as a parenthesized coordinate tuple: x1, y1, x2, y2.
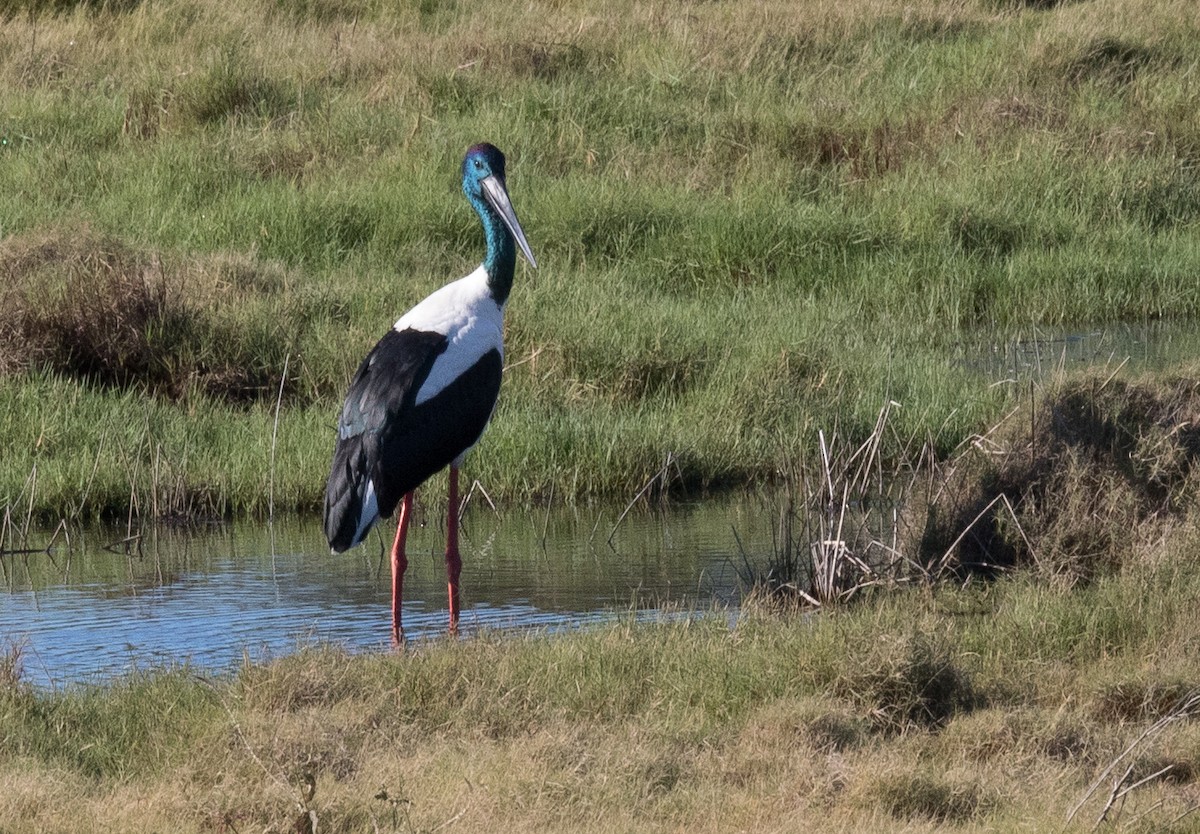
(8, 367, 1200, 830)
(3, 1, 1200, 821)
(0, 0, 1198, 520)
(6, 8, 1200, 831)
(4, 558, 1200, 832)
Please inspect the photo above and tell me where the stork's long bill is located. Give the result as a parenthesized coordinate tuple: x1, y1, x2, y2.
(482, 174, 537, 268)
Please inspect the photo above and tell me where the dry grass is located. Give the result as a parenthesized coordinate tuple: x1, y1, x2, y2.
(5, 583, 1200, 833)
(0, 226, 305, 403)
(0, 228, 174, 383)
(835, 631, 977, 733)
(914, 369, 1200, 584)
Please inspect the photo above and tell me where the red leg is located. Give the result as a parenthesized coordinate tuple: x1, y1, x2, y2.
(446, 466, 463, 633)
(390, 492, 414, 646)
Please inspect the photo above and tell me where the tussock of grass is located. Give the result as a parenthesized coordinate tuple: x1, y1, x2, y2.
(0, 228, 171, 383)
(836, 631, 977, 733)
(859, 771, 988, 823)
(1091, 678, 1200, 725)
(0, 226, 308, 403)
(916, 370, 1200, 582)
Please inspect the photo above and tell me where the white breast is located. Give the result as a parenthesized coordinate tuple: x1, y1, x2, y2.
(394, 265, 504, 405)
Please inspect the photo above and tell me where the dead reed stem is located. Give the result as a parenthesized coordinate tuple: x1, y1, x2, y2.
(269, 353, 290, 523)
(1066, 691, 1200, 827)
(607, 450, 676, 547)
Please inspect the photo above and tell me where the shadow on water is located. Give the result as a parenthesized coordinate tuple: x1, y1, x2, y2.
(0, 497, 776, 688)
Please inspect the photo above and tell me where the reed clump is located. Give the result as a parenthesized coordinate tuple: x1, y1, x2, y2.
(736, 366, 1200, 608)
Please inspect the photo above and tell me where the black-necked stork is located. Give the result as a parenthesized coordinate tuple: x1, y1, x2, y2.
(323, 143, 536, 644)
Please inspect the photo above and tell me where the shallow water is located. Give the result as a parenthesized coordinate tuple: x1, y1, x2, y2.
(0, 497, 777, 688)
(962, 319, 1200, 382)
(6, 321, 1198, 688)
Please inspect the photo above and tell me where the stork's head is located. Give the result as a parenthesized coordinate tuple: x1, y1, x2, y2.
(462, 143, 536, 269)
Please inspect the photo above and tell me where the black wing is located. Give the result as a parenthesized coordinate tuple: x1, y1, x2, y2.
(324, 328, 446, 552)
(323, 328, 504, 553)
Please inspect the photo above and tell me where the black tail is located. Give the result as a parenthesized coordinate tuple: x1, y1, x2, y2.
(324, 436, 375, 553)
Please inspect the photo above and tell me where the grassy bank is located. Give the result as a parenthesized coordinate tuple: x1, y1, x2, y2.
(2, 0, 1200, 519)
(8, 366, 1200, 831)
(5, 559, 1200, 832)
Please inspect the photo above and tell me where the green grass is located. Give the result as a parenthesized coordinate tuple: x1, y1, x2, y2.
(1, 0, 1199, 519)
(7, 10, 1200, 831)
(5, 558, 1200, 832)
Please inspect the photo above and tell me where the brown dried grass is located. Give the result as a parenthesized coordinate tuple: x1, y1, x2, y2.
(0, 227, 176, 384)
(0, 226, 296, 404)
(914, 371, 1200, 583)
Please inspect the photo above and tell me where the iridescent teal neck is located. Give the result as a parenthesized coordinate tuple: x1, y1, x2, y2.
(472, 192, 516, 307)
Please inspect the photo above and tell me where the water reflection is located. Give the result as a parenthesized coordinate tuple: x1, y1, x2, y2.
(1, 498, 775, 688)
(962, 320, 1200, 382)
